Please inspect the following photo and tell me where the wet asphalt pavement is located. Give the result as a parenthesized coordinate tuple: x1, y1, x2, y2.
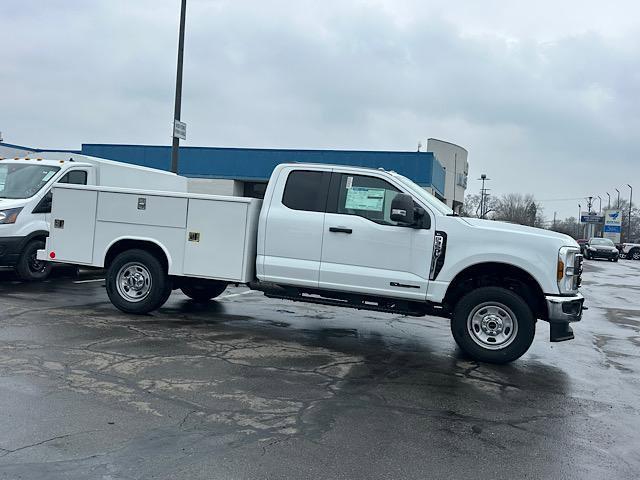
(0, 260, 639, 479)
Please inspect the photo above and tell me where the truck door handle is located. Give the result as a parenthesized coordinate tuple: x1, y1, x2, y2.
(329, 227, 352, 234)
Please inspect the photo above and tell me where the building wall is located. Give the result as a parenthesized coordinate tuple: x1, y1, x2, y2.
(187, 178, 243, 196)
(80, 144, 446, 196)
(426, 139, 469, 213)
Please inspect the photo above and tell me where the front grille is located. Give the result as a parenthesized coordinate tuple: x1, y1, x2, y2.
(574, 254, 583, 289)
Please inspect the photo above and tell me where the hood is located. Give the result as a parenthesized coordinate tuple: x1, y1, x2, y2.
(461, 217, 578, 247)
(589, 244, 617, 251)
(0, 198, 28, 210)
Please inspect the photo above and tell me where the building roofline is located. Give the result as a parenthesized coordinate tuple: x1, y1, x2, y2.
(427, 138, 468, 154)
(82, 143, 436, 157)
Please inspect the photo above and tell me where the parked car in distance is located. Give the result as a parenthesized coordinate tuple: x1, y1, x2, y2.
(621, 242, 640, 260)
(577, 239, 588, 255)
(584, 237, 619, 261)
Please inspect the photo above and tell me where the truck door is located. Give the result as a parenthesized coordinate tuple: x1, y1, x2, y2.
(319, 172, 433, 301)
(261, 168, 331, 287)
(32, 167, 91, 221)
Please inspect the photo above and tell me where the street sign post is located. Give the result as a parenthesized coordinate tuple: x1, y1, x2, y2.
(580, 212, 604, 224)
(173, 119, 187, 140)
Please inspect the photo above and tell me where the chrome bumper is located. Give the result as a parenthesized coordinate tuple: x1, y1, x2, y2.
(545, 292, 584, 323)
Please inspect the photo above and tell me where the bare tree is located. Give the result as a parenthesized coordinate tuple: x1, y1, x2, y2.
(492, 193, 545, 227)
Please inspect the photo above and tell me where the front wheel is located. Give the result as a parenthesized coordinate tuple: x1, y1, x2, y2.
(16, 239, 52, 281)
(451, 287, 536, 364)
(180, 280, 228, 302)
(106, 249, 172, 314)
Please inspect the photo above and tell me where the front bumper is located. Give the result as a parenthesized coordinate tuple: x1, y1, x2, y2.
(0, 236, 23, 267)
(586, 249, 618, 259)
(545, 292, 584, 342)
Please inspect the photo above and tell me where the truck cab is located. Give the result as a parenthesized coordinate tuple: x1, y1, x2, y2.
(0, 158, 95, 279)
(1, 154, 187, 280)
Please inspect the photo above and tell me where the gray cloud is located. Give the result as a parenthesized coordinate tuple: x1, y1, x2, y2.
(1, 0, 639, 218)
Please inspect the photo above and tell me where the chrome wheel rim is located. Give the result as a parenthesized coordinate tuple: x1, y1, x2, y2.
(633, 251, 640, 260)
(116, 262, 152, 302)
(467, 302, 518, 350)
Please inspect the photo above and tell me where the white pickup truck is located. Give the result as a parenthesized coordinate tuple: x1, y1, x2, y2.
(0, 153, 186, 280)
(39, 163, 584, 363)
(621, 242, 640, 260)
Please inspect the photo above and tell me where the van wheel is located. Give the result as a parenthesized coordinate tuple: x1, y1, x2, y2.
(180, 280, 228, 302)
(631, 249, 640, 261)
(16, 239, 52, 281)
(451, 287, 536, 364)
(106, 249, 172, 314)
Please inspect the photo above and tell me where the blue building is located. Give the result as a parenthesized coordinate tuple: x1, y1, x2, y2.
(1, 141, 453, 203)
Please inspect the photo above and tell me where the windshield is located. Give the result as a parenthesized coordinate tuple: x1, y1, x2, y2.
(0, 164, 60, 199)
(590, 238, 614, 246)
(391, 172, 453, 215)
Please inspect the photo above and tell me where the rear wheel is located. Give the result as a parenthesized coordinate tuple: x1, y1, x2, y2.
(180, 280, 228, 302)
(630, 249, 640, 261)
(451, 286, 536, 364)
(106, 249, 172, 314)
(16, 239, 52, 281)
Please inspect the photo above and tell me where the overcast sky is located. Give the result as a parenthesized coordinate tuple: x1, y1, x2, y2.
(1, 0, 638, 219)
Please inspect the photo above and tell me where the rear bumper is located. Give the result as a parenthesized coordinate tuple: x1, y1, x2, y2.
(0, 236, 23, 267)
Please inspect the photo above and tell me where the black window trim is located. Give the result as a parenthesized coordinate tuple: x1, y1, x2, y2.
(281, 169, 332, 213)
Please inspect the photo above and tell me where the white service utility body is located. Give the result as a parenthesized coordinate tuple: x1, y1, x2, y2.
(41, 163, 585, 363)
(0, 153, 186, 280)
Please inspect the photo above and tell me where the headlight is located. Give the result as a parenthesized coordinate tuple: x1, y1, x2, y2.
(0, 207, 23, 225)
(557, 246, 580, 293)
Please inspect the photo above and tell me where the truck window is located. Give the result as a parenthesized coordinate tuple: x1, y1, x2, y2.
(282, 170, 330, 212)
(58, 170, 88, 185)
(331, 174, 402, 226)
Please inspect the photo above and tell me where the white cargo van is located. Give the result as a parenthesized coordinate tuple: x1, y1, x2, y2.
(40, 163, 584, 363)
(0, 153, 186, 280)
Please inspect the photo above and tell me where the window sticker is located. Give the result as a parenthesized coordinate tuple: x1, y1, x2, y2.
(345, 176, 353, 189)
(345, 187, 385, 211)
(43, 171, 56, 182)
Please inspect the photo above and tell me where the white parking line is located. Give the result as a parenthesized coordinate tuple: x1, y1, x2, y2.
(73, 278, 105, 284)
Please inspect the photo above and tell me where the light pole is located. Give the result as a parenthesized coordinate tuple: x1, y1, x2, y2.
(597, 196, 602, 213)
(170, 0, 188, 174)
(628, 184, 634, 242)
(615, 188, 620, 209)
(478, 174, 490, 219)
(606, 192, 611, 209)
(578, 203, 582, 238)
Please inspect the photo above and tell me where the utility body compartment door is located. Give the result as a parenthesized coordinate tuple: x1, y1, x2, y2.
(183, 198, 251, 281)
(49, 186, 97, 264)
(319, 172, 433, 301)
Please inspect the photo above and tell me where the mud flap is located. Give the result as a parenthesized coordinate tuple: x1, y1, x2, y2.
(550, 322, 574, 342)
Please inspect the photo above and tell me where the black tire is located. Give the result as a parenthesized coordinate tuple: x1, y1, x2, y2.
(630, 249, 640, 261)
(106, 249, 172, 314)
(15, 239, 52, 281)
(613, 257, 619, 262)
(180, 280, 227, 302)
(451, 286, 536, 364)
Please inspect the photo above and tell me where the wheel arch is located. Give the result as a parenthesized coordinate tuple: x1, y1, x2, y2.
(443, 262, 548, 320)
(18, 230, 50, 250)
(103, 238, 171, 272)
